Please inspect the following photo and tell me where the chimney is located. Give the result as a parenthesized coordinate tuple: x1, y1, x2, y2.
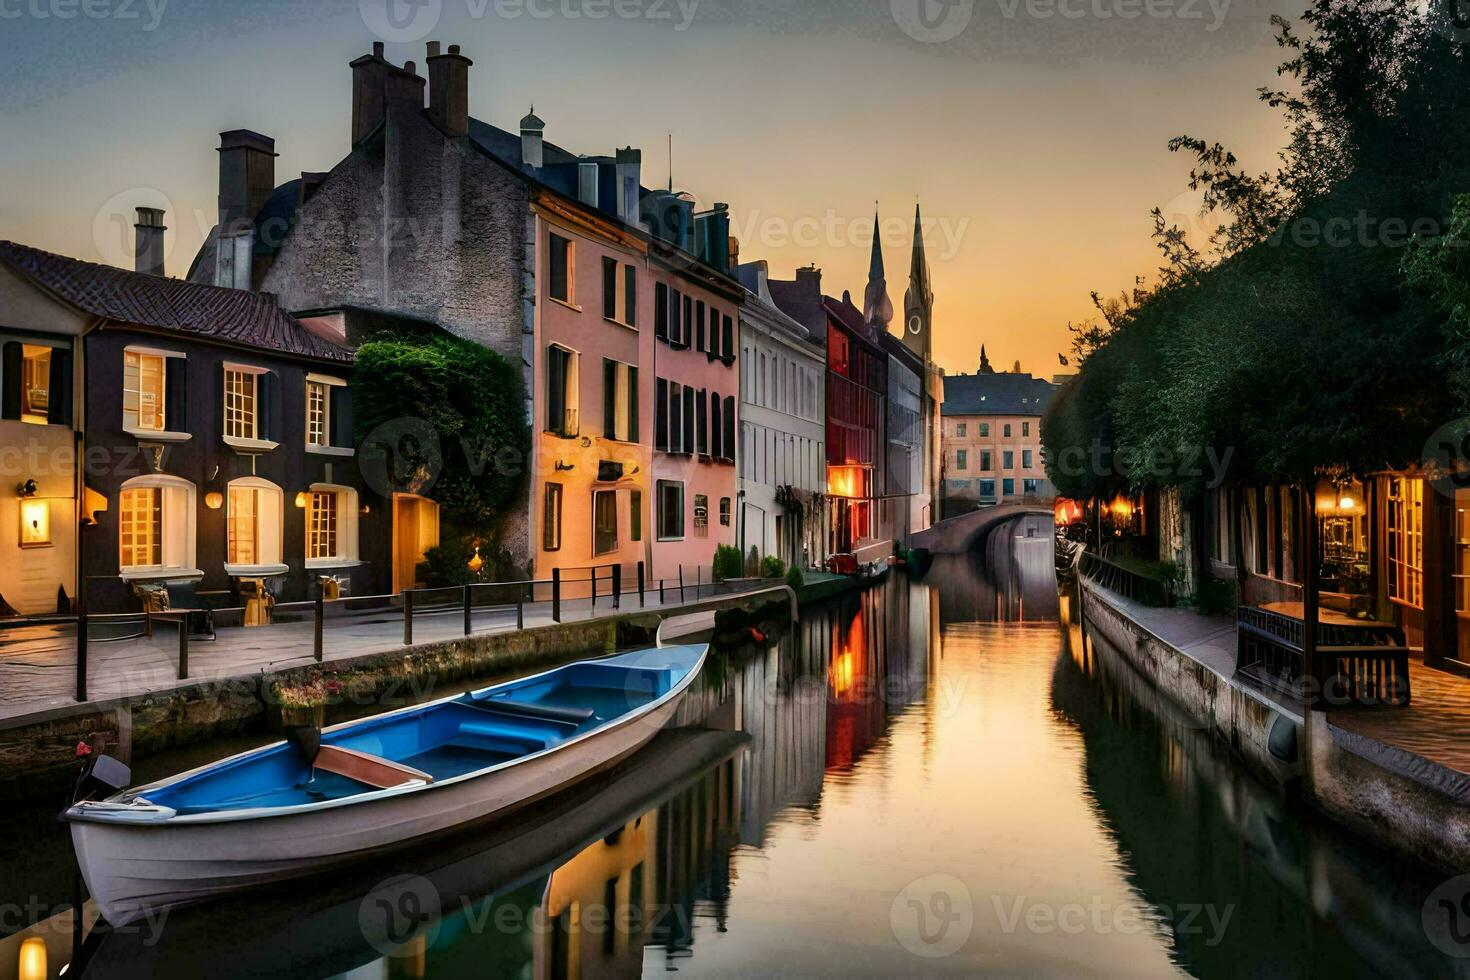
(426, 41, 472, 137)
(350, 43, 391, 145)
(615, 147, 641, 226)
(217, 130, 277, 234)
(133, 207, 166, 277)
(728, 235, 741, 271)
(795, 264, 822, 300)
(520, 107, 545, 169)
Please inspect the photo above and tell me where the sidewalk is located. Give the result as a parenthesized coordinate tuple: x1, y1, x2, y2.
(0, 585, 749, 727)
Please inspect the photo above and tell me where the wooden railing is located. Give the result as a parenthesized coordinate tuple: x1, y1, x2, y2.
(1236, 605, 1411, 707)
(1078, 551, 1174, 608)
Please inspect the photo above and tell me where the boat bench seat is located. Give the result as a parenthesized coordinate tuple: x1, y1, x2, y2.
(455, 719, 559, 754)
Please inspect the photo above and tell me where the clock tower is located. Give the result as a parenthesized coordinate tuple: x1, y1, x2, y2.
(902, 203, 934, 363)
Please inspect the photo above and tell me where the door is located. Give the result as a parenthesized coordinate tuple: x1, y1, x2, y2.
(393, 494, 440, 593)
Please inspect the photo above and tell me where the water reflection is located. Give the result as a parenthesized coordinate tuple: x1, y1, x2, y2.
(10, 516, 1470, 977)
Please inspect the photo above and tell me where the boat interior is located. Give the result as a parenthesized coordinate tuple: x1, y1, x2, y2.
(140, 659, 686, 815)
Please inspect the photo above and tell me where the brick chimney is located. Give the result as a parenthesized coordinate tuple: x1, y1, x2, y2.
(133, 207, 166, 277)
(350, 42, 391, 146)
(217, 130, 277, 234)
(426, 41, 472, 137)
(795, 264, 822, 299)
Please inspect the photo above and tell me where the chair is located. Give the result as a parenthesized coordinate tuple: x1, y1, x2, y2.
(132, 580, 216, 641)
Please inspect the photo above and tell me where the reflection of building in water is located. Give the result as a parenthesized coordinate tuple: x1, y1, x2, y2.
(536, 757, 741, 979)
(825, 590, 890, 771)
(930, 515, 1059, 625)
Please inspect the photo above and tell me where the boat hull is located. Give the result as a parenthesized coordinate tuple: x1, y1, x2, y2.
(73, 688, 686, 925)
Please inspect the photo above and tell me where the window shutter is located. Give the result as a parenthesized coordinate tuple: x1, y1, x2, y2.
(682, 296, 693, 349)
(655, 377, 668, 451)
(723, 396, 735, 462)
(602, 257, 617, 320)
(164, 356, 187, 432)
(696, 388, 708, 456)
(655, 283, 668, 340)
(331, 384, 353, 449)
(696, 301, 706, 354)
(603, 359, 617, 440)
(47, 348, 73, 427)
(671, 290, 683, 346)
(0, 342, 21, 420)
(258, 371, 278, 442)
(627, 365, 639, 442)
(682, 386, 695, 454)
(625, 266, 637, 327)
(547, 349, 565, 432)
(722, 316, 733, 360)
(710, 391, 722, 459)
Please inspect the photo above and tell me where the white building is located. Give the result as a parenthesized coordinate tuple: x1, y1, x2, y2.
(735, 260, 827, 571)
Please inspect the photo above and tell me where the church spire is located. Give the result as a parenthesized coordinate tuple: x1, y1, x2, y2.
(903, 202, 934, 361)
(862, 206, 894, 331)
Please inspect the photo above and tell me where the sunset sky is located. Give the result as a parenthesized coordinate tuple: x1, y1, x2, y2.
(0, 0, 1299, 377)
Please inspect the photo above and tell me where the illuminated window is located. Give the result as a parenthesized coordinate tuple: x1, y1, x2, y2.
(119, 487, 162, 569)
(123, 350, 166, 431)
(1387, 478, 1423, 608)
(224, 369, 258, 440)
(20, 345, 50, 424)
(307, 381, 329, 447)
(308, 491, 337, 560)
(225, 478, 283, 571)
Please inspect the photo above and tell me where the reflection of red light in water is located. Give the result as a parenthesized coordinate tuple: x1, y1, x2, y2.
(826, 605, 879, 771)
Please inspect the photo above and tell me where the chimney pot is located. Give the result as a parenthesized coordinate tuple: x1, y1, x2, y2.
(427, 41, 472, 137)
(373, 41, 384, 58)
(426, 40, 441, 57)
(448, 44, 460, 54)
(133, 207, 166, 277)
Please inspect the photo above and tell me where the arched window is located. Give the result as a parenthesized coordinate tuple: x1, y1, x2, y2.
(224, 477, 286, 576)
(118, 474, 197, 579)
(305, 483, 361, 568)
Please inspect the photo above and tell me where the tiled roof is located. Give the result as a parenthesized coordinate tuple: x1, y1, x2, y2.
(0, 241, 351, 363)
(943, 371, 1056, 417)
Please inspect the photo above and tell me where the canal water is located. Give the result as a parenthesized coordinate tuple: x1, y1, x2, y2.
(4, 517, 1467, 977)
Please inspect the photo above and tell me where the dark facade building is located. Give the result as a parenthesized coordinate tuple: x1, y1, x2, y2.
(0, 236, 368, 614)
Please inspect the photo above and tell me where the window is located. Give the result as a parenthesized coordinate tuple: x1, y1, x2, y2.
(1023, 422, 1031, 437)
(630, 489, 643, 542)
(543, 483, 563, 552)
(981, 451, 993, 471)
(308, 491, 338, 561)
(979, 479, 997, 501)
(721, 315, 733, 360)
(594, 489, 618, 556)
(1003, 424, 1012, 438)
(307, 380, 329, 447)
(1003, 451, 1015, 470)
(956, 449, 968, 471)
(625, 266, 638, 327)
(656, 379, 692, 454)
(20, 345, 49, 423)
(710, 392, 723, 459)
(1003, 478, 1016, 497)
(693, 494, 709, 538)
(225, 477, 284, 572)
(683, 386, 696, 455)
(119, 487, 162, 569)
(224, 367, 259, 440)
(305, 485, 360, 566)
(1388, 477, 1423, 608)
(979, 423, 990, 437)
(602, 257, 618, 320)
(1024, 479, 1040, 495)
(696, 300, 706, 353)
(696, 388, 709, 456)
(657, 480, 684, 540)
(682, 295, 693, 348)
(956, 423, 967, 437)
(720, 497, 731, 526)
(655, 282, 669, 340)
(723, 395, 736, 463)
(1022, 450, 1033, 469)
(602, 360, 638, 442)
(123, 349, 166, 431)
(117, 475, 196, 574)
(546, 345, 579, 437)
(549, 232, 573, 304)
(670, 289, 684, 346)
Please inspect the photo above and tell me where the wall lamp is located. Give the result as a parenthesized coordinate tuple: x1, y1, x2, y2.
(205, 492, 224, 510)
(16, 479, 37, 498)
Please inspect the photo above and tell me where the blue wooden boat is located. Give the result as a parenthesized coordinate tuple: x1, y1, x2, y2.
(65, 645, 708, 926)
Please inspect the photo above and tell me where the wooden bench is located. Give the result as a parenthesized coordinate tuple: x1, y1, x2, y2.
(314, 745, 434, 790)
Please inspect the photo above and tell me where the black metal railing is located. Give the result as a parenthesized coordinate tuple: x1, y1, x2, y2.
(1236, 605, 1411, 707)
(1078, 551, 1174, 608)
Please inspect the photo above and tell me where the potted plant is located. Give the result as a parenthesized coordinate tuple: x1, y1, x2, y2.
(272, 670, 343, 729)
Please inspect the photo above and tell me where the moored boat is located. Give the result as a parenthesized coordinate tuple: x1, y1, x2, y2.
(65, 645, 708, 926)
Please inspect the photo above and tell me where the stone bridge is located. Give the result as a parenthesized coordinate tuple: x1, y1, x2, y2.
(912, 503, 1055, 555)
